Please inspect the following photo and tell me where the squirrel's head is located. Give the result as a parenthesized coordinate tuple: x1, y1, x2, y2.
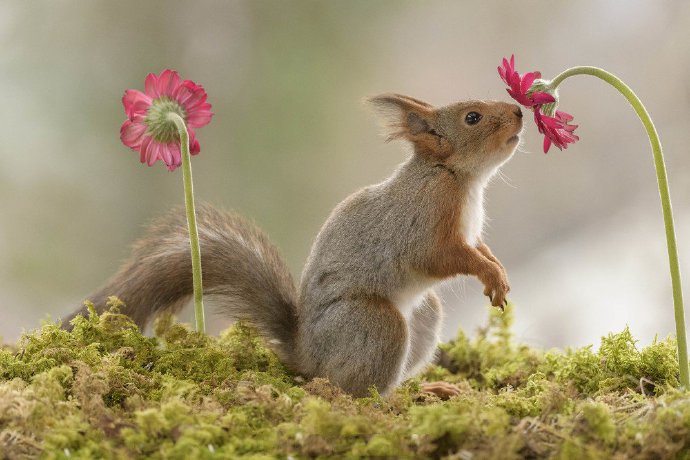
(368, 94, 522, 177)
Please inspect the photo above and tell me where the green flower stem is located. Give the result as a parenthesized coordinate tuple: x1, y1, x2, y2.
(168, 112, 205, 333)
(550, 66, 688, 388)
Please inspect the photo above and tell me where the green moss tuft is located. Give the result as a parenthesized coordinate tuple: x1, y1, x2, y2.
(1, 302, 689, 458)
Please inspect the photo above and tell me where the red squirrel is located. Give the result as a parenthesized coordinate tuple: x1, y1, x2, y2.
(65, 94, 523, 397)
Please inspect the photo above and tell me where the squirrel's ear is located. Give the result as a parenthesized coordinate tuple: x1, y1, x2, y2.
(367, 94, 451, 158)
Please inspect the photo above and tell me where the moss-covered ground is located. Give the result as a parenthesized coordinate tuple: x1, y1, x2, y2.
(1, 298, 689, 459)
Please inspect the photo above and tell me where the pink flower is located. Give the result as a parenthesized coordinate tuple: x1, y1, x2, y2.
(534, 109, 579, 153)
(498, 55, 555, 108)
(498, 55, 579, 153)
(120, 70, 213, 171)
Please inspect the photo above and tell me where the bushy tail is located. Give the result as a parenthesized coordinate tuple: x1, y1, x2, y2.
(64, 204, 299, 366)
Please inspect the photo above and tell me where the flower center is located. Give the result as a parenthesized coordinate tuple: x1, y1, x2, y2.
(144, 97, 187, 144)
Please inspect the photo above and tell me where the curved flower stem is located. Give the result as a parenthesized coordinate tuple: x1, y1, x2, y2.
(168, 112, 206, 333)
(551, 66, 688, 388)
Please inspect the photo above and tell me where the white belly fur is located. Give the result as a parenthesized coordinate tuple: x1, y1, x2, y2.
(459, 179, 487, 247)
(390, 274, 436, 320)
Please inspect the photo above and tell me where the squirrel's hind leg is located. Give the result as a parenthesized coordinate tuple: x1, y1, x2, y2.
(404, 292, 462, 400)
(401, 291, 443, 380)
(298, 295, 409, 397)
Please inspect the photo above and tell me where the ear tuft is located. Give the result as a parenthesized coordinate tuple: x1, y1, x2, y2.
(367, 94, 452, 158)
(367, 93, 435, 142)
(407, 112, 430, 135)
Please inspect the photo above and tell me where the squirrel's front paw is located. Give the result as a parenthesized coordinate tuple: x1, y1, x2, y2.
(482, 272, 509, 308)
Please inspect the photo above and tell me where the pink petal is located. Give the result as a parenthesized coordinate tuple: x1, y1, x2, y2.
(146, 142, 162, 166)
(498, 57, 511, 84)
(498, 65, 507, 84)
(160, 142, 180, 171)
(539, 113, 561, 129)
(508, 71, 521, 92)
(520, 72, 536, 95)
(507, 89, 532, 107)
(120, 119, 147, 149)
(555, 110, 574, 121)
(543, 135, 552, 153)
(530, 92, 556, 105)
(564, 132, 579, 142)
(158, 142, 181, 171)
(159, 143, 175, 167)
(178, 88, 208, 112)
(177, 91, 202, 111)
(144, 73, 160, 98)
(169, 142, 182, 169)
(536, 113, 551, 134)
(506, 88, 520, 99)
(173, 80, 198, 102)
(145, 141, 158, 166)
(189, 130, 201, 155)
(139, 136, 153, 164)
(182, 79, 204, 93)
(533, 110, 543, 129)
(174, 89, 193, 108)
(156, 69, 182, 98)
(189, 101, 213, 116)
(122, 89, 152, 118)
(186, 106, 214, 128)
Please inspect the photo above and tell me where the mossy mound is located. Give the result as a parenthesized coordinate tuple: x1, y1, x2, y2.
(1, 298, 689, 459)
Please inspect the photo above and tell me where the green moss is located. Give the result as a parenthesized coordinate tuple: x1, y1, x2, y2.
(552, 328, 679, 395)
(1, 302, 689, 458)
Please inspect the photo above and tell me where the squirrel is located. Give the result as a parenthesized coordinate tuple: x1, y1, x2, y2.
(64, 94, 523, 397)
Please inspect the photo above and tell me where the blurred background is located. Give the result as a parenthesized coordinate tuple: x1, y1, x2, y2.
(1, 1, 689, 350)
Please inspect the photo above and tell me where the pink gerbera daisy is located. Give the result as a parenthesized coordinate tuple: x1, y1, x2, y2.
(534, 110, 580, 153)
(498, 55, 555, 108)
(498, 55, 579, 153)
(120, 70, 213, 171)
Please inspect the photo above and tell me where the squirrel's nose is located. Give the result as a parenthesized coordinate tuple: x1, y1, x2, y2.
(514, 107, 523, 118)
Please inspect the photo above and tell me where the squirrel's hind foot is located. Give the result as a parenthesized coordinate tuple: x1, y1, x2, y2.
(420, 381, 462, 400)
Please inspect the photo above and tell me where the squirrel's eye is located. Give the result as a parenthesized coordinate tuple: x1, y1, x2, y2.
(465, 111, 482, 125)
